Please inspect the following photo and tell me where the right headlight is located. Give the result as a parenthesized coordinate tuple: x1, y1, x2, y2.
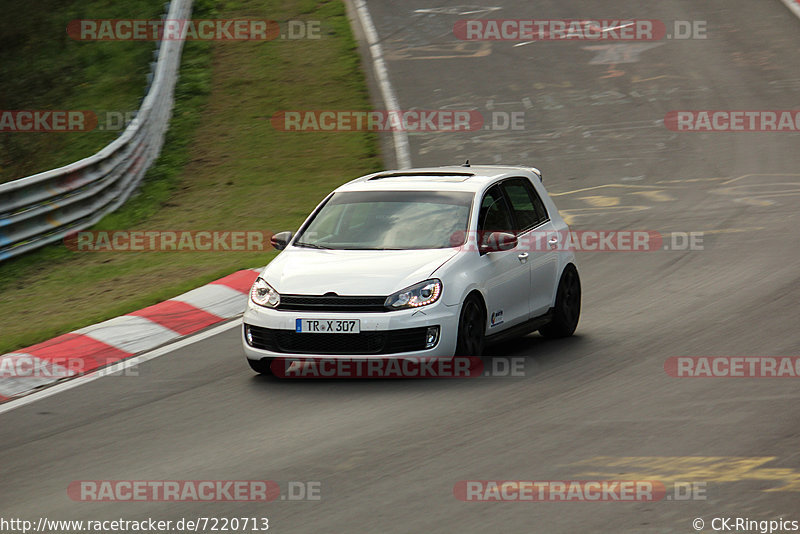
(250, 277, 280, 308)
(385, 279, 442, 310)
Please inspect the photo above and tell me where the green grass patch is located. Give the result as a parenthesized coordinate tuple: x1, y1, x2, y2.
(0, 0, 164, 182)
(0, 0, 382, 354)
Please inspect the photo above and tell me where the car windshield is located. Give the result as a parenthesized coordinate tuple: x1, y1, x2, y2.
(294, 190, 473, 250)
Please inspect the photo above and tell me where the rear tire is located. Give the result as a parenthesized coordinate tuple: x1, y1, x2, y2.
(455, 295, 486, 357)
(248, 358, 274, 375)
(539, 265, 581, 338)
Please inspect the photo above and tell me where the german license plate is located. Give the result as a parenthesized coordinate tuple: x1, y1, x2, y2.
(296, 319, 360, 334)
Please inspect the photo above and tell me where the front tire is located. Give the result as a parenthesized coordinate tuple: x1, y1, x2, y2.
(248, 358, 274, 375)
(455, 295, 486, 356)
(539, 265, 581, 338)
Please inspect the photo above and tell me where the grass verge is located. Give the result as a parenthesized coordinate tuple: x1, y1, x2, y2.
(0, 0, 381, 354)
(0, 0, 163, 182)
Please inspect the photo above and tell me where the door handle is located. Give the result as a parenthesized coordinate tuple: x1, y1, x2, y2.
(518, 252, 529, 263)
(548, 237, 558, 249)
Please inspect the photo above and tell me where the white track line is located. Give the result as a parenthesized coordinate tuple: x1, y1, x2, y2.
(353, 0, 412, 169)
(0, 319, 242, 415)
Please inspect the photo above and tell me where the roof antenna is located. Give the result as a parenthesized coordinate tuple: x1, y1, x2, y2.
(461, 159, 470, 167)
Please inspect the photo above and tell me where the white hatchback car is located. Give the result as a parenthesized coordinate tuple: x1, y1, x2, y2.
(243, 164, 580, 374)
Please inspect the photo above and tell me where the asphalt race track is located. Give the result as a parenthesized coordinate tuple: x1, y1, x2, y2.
(2, 1, 799, 532)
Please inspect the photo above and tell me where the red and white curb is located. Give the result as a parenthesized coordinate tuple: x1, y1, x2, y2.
(0, 268, 260, 404)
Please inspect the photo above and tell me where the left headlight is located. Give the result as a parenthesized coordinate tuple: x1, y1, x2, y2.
(250, 277, 280, 308)
(385, 279, 442, 310)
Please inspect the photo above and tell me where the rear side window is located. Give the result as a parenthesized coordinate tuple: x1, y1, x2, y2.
(530, 185, 548, 223)
(502, 178, 549, 232)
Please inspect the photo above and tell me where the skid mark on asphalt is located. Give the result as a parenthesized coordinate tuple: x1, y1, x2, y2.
(577, 195, 621, 207)
(385, 41, 492, 60)
(570, 456, 800, 492)
(656, 177, 730, 184)
(332, 451, 370, 472)
(413, 6, 502, 16)
(630, 190, 676, 202)
(721, 173, 800, 185)
(583, 42, 665, 65)
(671, 226, 765, 235)
(713, 174, 800, 206)
(558, 206, 650, 225)
(631, 74, 685, 83)
(554, 174, 800, 207)
(550, 184, 674, 197)
(547, 174, 800, 226)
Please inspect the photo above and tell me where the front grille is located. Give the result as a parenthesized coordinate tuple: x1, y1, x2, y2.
(277, 294, 388, 313)
(245, 324, 430, 355)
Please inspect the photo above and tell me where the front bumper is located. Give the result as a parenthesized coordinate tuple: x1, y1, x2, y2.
(242, 300, 459, 361)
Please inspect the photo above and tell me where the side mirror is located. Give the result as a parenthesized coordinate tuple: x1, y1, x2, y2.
(479, 232, 517, 254)
(270, 231, 293, 251)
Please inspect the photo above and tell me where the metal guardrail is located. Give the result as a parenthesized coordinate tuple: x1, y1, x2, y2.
(0, 0, 194, 261)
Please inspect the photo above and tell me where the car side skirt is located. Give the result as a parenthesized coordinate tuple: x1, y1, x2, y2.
(484, 309, 554, 346)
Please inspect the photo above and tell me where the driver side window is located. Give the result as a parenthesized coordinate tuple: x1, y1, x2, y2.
(478, 185, 514, 242)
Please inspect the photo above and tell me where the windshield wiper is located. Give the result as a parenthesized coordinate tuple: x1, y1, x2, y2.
(294, 242, 333, 249)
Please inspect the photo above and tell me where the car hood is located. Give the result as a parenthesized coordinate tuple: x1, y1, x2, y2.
(261, 248, 458, 296)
